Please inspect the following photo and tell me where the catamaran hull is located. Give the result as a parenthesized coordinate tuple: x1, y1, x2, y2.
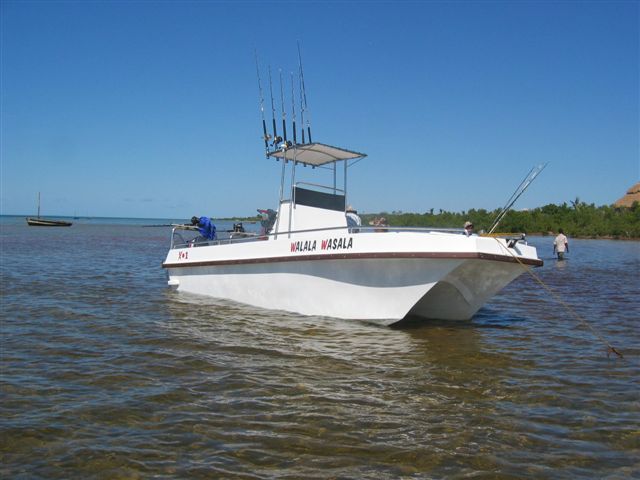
(165, 256, 528, 325)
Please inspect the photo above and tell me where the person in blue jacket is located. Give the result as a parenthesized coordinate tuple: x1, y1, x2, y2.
(191, 216, 216, 241)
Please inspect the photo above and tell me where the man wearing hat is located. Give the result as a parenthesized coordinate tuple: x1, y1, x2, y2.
(346, 205, 361, 229)
(463, 221, 474, 237)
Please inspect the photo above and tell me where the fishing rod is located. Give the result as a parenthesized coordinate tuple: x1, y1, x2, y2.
(279, 69, 288, 143)
(488, 163, 548, 234)
(143, 223, 196, 228)
(297, 41, 312, 143)
(290, 71, 297, 145)
(299, 68, 305, 144)
(254, 50, 269, 156)
(268, 66, 280, 147)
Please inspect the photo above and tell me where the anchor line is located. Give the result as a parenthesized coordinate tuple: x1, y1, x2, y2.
(492, 238, 623, 359)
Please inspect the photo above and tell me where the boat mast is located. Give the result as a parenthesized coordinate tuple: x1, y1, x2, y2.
(37, 192, 41, 218)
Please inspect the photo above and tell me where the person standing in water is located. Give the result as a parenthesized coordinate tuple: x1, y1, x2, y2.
(553, 228, 569, 260)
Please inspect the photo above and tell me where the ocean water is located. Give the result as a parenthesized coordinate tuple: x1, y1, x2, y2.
(1, 217, 639, 479)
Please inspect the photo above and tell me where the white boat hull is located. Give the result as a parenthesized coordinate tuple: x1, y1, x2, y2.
(163, 231, 541, 325)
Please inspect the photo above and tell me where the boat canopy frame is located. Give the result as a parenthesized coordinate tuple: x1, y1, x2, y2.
(267, 142, 367, 235)
(267, 142, 367, 236)
(267, 142, 366, 167)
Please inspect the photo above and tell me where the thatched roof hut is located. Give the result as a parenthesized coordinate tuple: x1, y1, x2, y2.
(614, 182, 640, 208)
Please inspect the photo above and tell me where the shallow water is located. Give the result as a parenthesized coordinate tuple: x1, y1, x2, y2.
(1, 218, 639, 479)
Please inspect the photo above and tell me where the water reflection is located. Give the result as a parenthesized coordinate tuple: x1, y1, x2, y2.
(160, 291, 523, 477)
(555, 258, 568, 269)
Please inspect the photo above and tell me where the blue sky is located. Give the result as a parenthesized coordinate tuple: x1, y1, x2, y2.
(1, 0, 638, 219)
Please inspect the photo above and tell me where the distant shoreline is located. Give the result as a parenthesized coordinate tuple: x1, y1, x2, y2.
(3, 203, 639, 241)
(360, 202, 640, 240)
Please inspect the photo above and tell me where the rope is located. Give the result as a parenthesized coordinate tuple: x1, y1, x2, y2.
(492, 238, 624, 359)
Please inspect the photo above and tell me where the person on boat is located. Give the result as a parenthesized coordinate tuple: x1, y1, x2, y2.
(346, 205, 361, 231)
(553, 228, 569, 260)
(191, 216, 217, 241)
(371, 216, 388, 232)
(463, 221, 474, 236)
(258, 209, 277, 236)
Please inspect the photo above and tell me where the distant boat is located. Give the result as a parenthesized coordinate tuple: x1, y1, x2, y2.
(26, 217, 73, 227)
(26, 193, 72, 227)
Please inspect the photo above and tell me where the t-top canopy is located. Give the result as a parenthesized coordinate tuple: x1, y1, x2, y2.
(267, 142, 367, 166)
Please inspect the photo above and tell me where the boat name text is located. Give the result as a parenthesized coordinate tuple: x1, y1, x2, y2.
(290, 237, 353, 253)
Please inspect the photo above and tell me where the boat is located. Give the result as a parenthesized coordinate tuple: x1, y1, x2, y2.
(26, 218, 73, 227)
(162, 52, 542, 325)
(162, 140, 543, 325)
(26, 193, 72, 227)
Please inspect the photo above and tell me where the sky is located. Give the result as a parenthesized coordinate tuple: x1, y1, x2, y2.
(1, 0, 638, 219)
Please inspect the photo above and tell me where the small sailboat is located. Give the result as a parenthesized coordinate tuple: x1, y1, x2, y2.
(26, 193, 72, 227)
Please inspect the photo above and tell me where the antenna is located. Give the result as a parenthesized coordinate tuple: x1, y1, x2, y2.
(254, 50, 269, 155)
(268, 66, 280, 146)
(297, 41, 312, 143)
(489, 163, 548, 234)
(290, 71, 297, 145)
(279, 69, 288, 143)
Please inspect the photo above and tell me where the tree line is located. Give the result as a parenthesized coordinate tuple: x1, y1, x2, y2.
(361, 200, 640, 239)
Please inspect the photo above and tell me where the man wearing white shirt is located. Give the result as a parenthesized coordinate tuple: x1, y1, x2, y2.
(553, 229, 569, 260)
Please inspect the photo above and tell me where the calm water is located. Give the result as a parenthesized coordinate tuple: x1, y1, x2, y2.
(1, 217, 639, 479)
